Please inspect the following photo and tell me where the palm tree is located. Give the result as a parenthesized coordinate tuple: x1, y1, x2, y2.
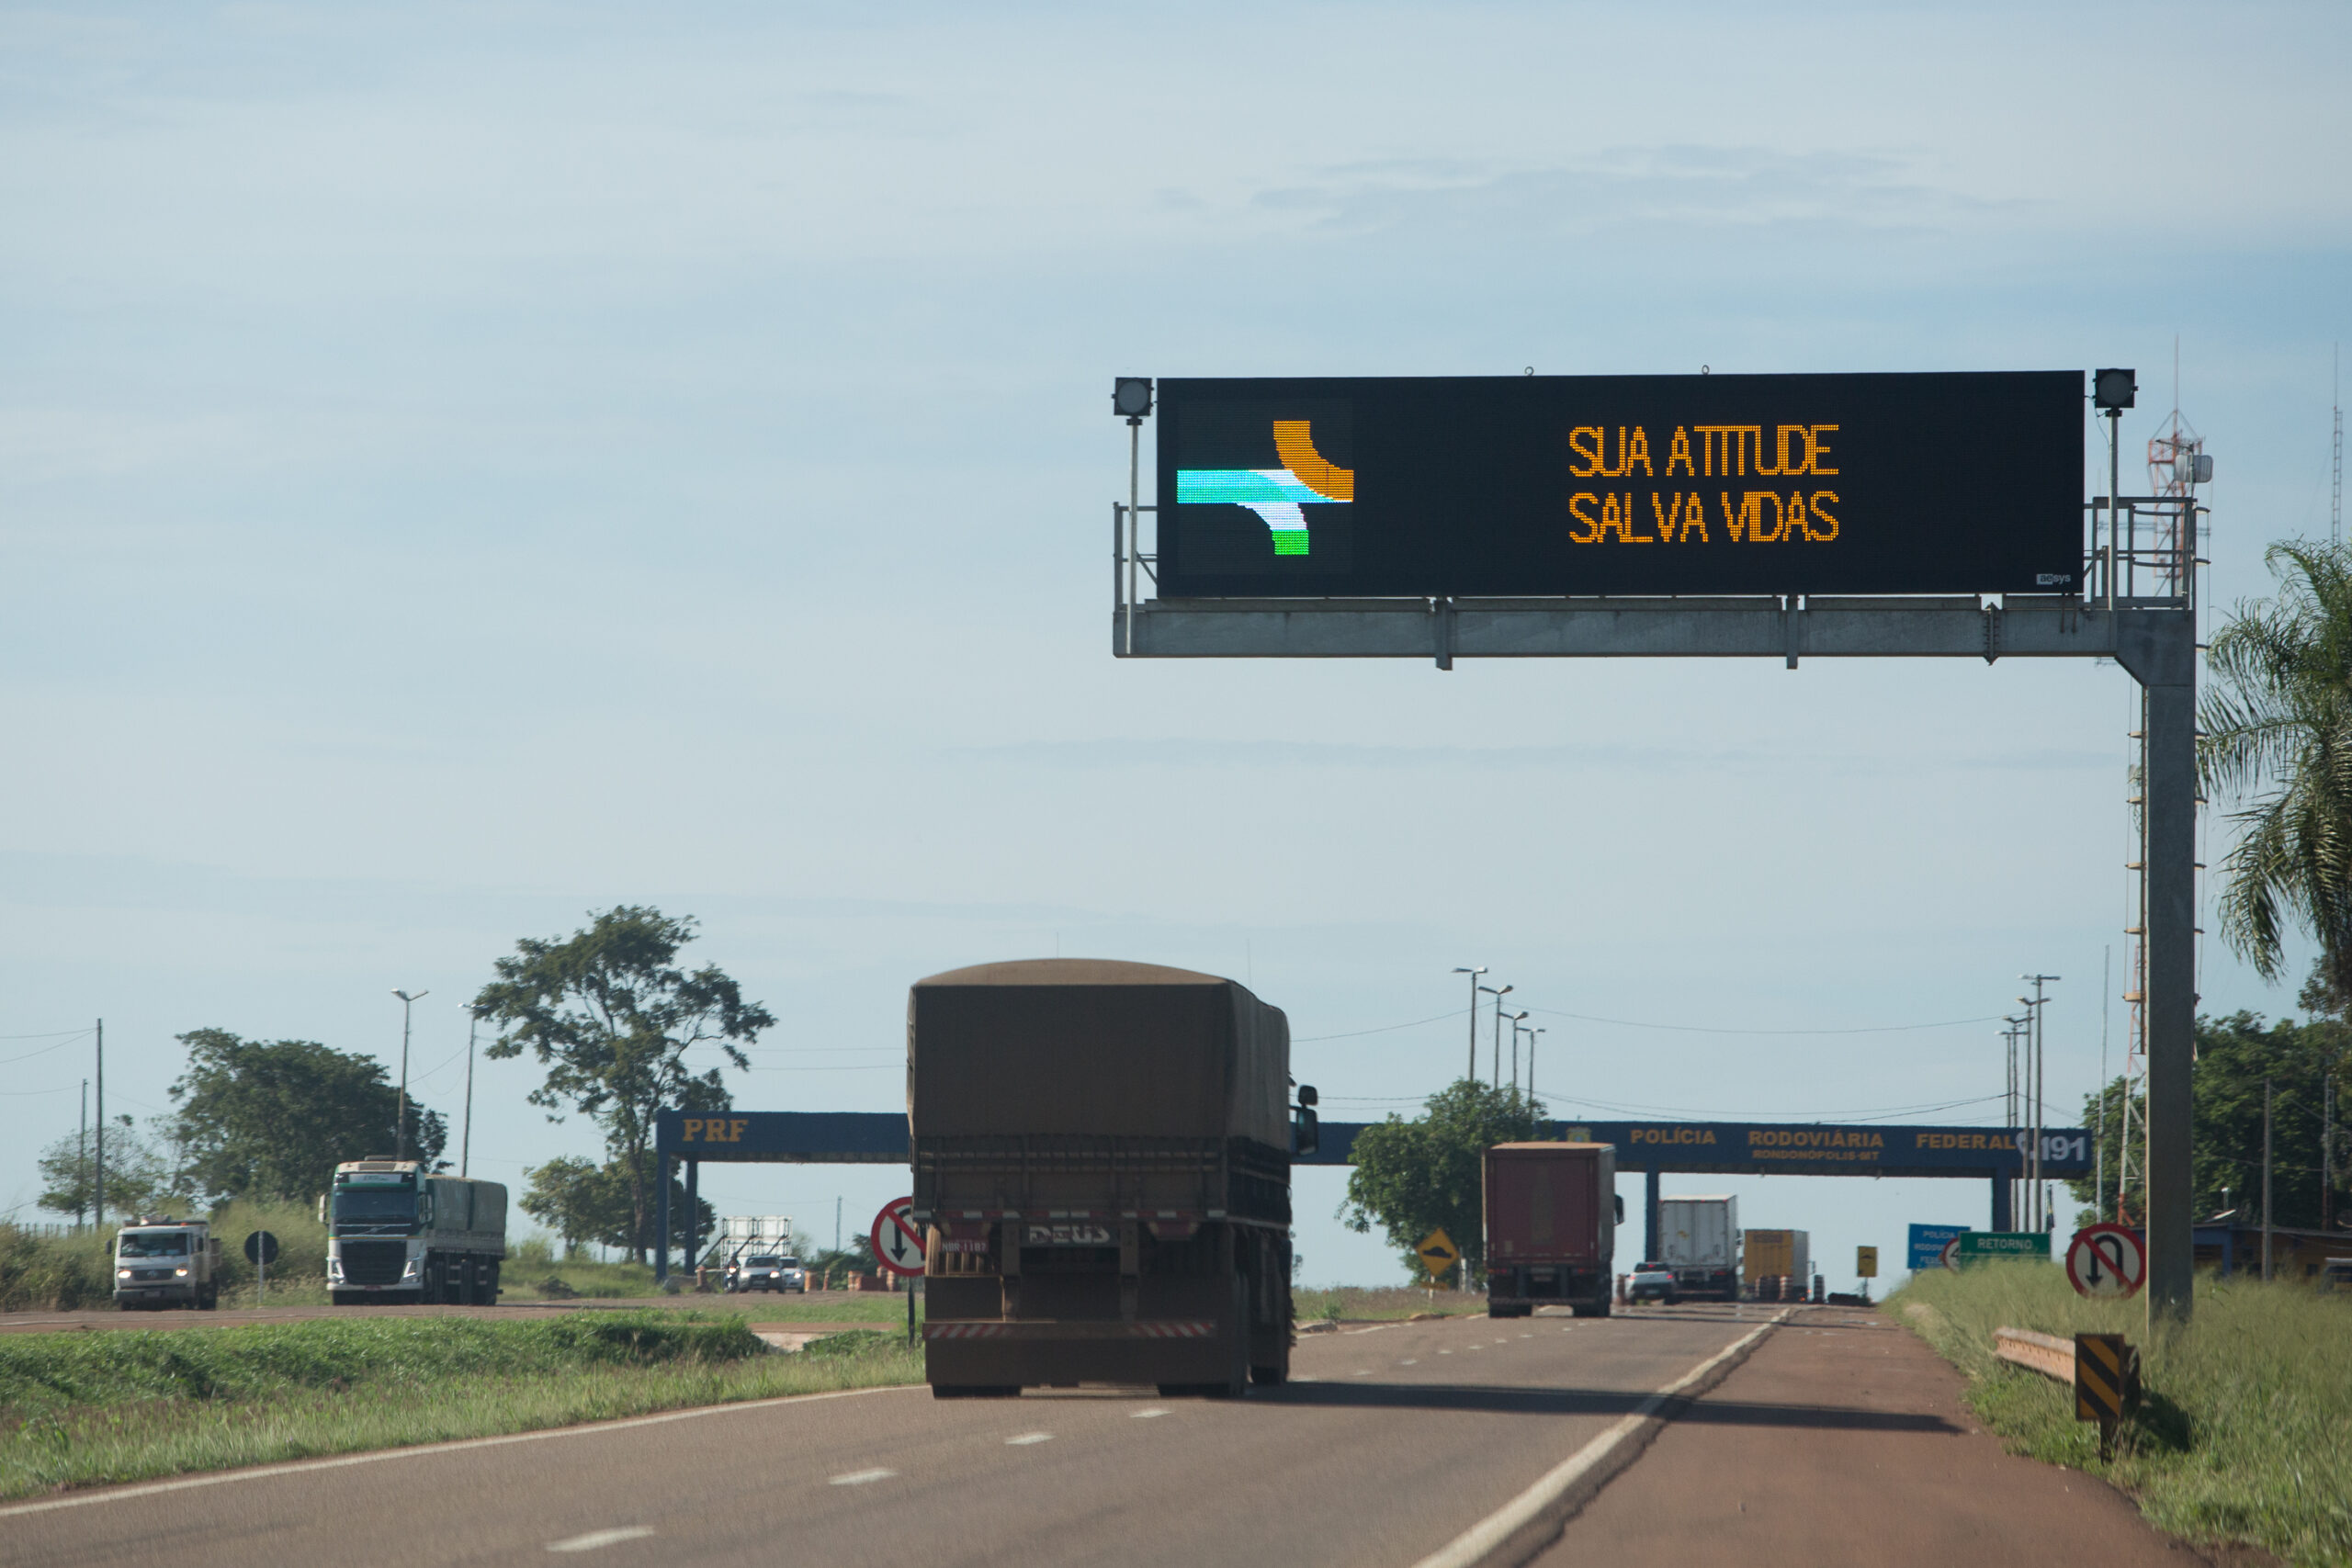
(2199, 540, 2352, 998)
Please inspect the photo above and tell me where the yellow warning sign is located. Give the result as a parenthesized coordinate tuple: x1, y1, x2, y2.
(1416, 1227, 1460, 1280)
(1856, 1245, 1879, 1279)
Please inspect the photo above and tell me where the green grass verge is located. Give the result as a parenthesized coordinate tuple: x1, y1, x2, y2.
(1293, 1286, 1487, 1322)
(1891, 1265, 2352, 1567)
(0, 1310, 921, 1499)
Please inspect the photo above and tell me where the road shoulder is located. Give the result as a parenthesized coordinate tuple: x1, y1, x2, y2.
(1532, 1305, 2226, 1568)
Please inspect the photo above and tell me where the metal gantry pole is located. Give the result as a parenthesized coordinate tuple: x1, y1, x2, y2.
(2140, 625, 2199, 1325)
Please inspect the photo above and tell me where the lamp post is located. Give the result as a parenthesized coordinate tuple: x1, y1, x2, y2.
(1453, 967, 1487, 1085)
(1478, 984, 1513, 1087)
(1524, 1025, 1545, 1103)
(1508, 1011, 1531, 1095)
(2022, 975, 2060, 1231)
(391, 989, 428, 1161)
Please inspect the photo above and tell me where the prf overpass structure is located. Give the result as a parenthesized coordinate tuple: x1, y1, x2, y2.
(650, 1110, 2092, 1283)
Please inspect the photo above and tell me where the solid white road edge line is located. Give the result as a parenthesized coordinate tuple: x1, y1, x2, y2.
(0, 1382, 920, 1519)
(1403, 1311, 1789, 1568)
(547, 1526, 656, 1552)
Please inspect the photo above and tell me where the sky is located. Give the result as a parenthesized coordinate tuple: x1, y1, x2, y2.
(2, 1, 2347, 1290)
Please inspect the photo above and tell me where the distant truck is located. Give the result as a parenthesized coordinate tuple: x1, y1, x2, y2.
(324, 1159, 508, 1305)
(1657, 1194, 1740, 1302)
(1743, 1228, 1811, 1293)
(1483, 1143, 1621, 1317)
(113, 1216, 221, 1311)
(910, 958, 1312, 1399)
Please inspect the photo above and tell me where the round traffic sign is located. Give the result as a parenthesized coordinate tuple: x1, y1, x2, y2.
(243, 1230, 279, 1266)
(2066, 1223, 2146, 1299)
(870, 1197, 926, 1277)
(1939, 1236, 1962, 1271)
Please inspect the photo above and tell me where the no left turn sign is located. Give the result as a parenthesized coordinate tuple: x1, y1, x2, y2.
(2065, 1223, 2146, 1299)
(871, 1197, 926, 1277)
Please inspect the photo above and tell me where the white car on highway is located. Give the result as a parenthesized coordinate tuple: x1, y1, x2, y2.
(1627, 1263, 1676, 1304)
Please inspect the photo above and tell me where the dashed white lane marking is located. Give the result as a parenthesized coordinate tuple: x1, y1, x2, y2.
(1351, 1369, 1372, 1376)
(1398, 1358, 1419, 1365)
(1005, 1432, 1054, 1446)
(547, 1528, 654, 1553)
(1132, 1408, 1169, 1418)
(1437, 1348, 1453, 1355)
(1519, 1335, 1532, 1339)
(830, 1469, 897, 1486)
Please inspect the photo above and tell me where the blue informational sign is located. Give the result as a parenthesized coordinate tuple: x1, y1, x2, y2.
(1908, 1224, 1969, 1271)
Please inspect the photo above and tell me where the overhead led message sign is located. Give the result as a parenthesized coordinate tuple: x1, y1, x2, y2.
(1155, 372, 2084, 598)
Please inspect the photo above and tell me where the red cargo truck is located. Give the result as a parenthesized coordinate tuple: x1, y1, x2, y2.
(1484, 1142, 1621, 1318)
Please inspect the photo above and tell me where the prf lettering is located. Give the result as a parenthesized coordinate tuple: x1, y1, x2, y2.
(681, 1117, 751, 1144)
(1566, 423, 1841, 547)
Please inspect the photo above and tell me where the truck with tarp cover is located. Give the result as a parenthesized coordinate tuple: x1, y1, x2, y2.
(324, 1159, 508, 1304)
(910, 958, 1313, 1398)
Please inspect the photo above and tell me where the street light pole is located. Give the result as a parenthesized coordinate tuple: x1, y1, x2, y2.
(1527, 1027, 1545, 1105)
(391, 989, 428, 1162)
(1508, 1011, 1530, 1095)
(1453, 967, 1487, 1085)
(1479, 984, 1513, 1087)
(2023, 975, 2061, 1231)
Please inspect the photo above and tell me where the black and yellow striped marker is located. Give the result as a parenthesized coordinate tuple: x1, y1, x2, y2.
(2075, 1332, 2127, 1457)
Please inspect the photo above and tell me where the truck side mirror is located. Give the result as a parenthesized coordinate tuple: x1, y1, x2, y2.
(1614, 1196, 1625, 1224)
(1298, 1085, 1317, 1108)
(1292, 1105, 1320, 1157)
(316, 1194, 326, 1224)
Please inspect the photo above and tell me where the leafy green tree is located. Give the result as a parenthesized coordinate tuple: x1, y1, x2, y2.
(1340, 1079, 1543, 1281)
(36, 1115, 182, 1221)
(476, 907, 772, 1264)
(2072, 1010, 2348, 1229)
(2199, 541, 2352, 996)
(519, 1154, 713, 1258)
(167, 1030, 446, 1205)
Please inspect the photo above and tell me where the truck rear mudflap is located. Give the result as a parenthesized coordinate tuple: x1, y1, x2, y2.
(925, 1319, 1237, 1392)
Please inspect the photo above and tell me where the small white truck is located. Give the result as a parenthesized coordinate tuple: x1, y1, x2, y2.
(1657, 1193, 1741, 1303)
(113, 1216, 221, 1310)
(324, 1159, 508, 1305)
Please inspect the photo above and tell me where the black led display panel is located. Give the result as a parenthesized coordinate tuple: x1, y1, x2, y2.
(1154, 372, 2084, 598)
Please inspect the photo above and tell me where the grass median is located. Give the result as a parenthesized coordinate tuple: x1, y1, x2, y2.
(0, 1310, 922, 1500)
(1892, 1264, 2352, 1567)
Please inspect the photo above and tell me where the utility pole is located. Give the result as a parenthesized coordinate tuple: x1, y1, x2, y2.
(78, 1078, 88, 1232)
(2098, 946, 2110, 1222)
(1453, 967, 1487, 1084)
(2263, 1077, 2275, 1282)
(460, 1015, 477, 1179)
(391, 989, 427, 1162)
(94, 1020, 105, 1234)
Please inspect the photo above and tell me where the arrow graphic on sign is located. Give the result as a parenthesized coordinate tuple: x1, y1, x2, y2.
(870, 1198, 926, 1277)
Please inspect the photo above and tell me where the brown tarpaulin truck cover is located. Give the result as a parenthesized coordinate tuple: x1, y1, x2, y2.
(907, 958, 1288, 1149)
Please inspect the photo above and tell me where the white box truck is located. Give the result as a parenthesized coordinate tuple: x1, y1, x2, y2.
(1657, 1194, 1739, 1302)
(325, 1159, 507, 1304)
(113, 1216, 221, 1310)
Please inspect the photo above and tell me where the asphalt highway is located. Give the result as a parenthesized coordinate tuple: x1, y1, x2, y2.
(2, 1304, 1770, 1568)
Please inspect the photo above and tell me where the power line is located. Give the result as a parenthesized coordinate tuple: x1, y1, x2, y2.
(0, 1032, 93, 1066)
(1295, 1010, 1464, 1043)
(1529, 1007, 2000, 1037)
